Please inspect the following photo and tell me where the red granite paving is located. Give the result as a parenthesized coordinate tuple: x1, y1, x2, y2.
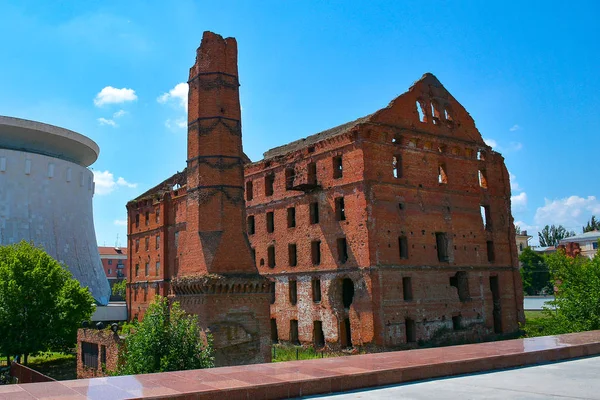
(9, 330, 600, 399)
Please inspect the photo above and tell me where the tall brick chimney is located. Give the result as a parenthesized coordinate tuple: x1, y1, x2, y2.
(171, 31, 271, 366)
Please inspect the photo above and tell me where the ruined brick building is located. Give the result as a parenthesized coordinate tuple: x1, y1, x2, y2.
(127, 32, 524, 355)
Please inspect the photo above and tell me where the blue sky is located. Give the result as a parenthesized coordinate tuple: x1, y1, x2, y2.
(1, 0, 598, 247)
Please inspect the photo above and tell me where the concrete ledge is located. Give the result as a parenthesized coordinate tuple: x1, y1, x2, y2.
(6, 330, 600, 399)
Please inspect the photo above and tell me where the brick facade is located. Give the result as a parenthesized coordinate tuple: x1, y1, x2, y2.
(127, 32, 524, 359)
(76, 328, 120, 378)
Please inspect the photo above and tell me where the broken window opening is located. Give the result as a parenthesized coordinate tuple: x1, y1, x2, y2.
(403, 277, 413, 301)
(337, 237, 348, 264)
(393, 155, 402, 179)
(438, 164, 448, 184)
(449, 271, 470, 302)
(270, 282, 275, 304)
(267, 245, 276, 268)
(307, 162, 317, 185)
(289, 280, 297, 305)
(290, 319, 300, 345)
(465, 148, 474, 158)
(311, 240, 321, 265)
(271, 319, 279, 343)
(335, 197, 346, 221)
(487, 240, 495, 263)
(431, 101, 441, 124)
(310, 201, 319, 224)
(288, 243, 297, 267)
(490, 276, 502, 333)
(285, 168, 295, 190)
(246, 181, 253, 201)
(340, 318, 352, 348)
(405, 318, 416, 343)
(452, 315, 462, 330)
(424, 141, 432, 150)
(438, 145, 446, 153)
(480, 205, 491, 231)
(478, 169, 488, 189)
(266, 211, 275, 233)
(392, 133, 402, 145)
(342, 278, 354, 308)
(416, 100, 425, 122)
(156, 235, 160, 249)
(399, 236, 408, 259)
(287, 207, 296, 228)
(135, 214, 140, 228)
(444, 108, 452, 121)
(145, 262, 149, 276)
(477, 150, 486, 161)
(156, 209, 160, 224)
(265, 174, 275, 196)
(312, 279, 322, 303)
(313, 321, 325, 348)
(145, 211, 149, 226)
(247, 215, 255, 235)
(408, 139, 417, 148)
(436, 232, 449, 262)
(333, 156, 343, 179)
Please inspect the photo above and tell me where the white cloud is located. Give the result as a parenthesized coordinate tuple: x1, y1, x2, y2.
(114, 219, 127, 226)
(534, 195, 600, 232)
(97, 117, 117, 127)
(113, 109, 127, 118)
(511, 192, 528, 211)
(509, 172, 521, 192)
(165, 117, 187, 130)
(509, 124, 521, 132)
(483, 138, 498, 149)
(509, 141, 523, 151)
(157, 82, 188, 111)
(94, 86, 138, 106)
(93, 170, 137, 195)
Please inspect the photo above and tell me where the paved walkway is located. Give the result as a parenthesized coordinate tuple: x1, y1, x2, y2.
(308, 356, 600, 399)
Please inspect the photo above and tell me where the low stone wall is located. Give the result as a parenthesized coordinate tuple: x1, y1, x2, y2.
(76, 328, 121, 378)
(10, 362, 54, 384)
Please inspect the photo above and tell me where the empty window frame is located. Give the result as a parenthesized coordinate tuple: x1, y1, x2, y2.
(265, 174, 275, 196)
(271, 318, 279, 343)
(156, 235, 160, 249)
(135, 239, 139, 252)
(478, 169, 488, 189)
(145, 237, 149, 251)
(266, 211, 275, 233)
(288, 243, 297, 267)
(307, 162, 317, 185)
(452, 315, 462, 331)
(285, 168, 295, 190)
(135, 264, 139, 277)
(310, 201, 319, 224)
(247, 215, 255, 234)
(270, 282, 276, 304)
(246, 181, 254, 201)
(399, 236, 408, 259)
(402, 277, 413, 301)
(287, 207, 296, 228)
(312, 279, 322, 302)
(289, 280, 297, 305)
(450, 271, 470, 302)
(333, 156, 343, 179)
(487, 240, 495, 263)
(392, 133, 402, 144)
(313, 321, 325, 348)
(405, 318, 416, 343)
(335, 197, 346, 221)
(145, 262, 149, 276)
(393, 155, 402, 178)
(337, 237, 348, 263)
(155, 209, 160, 223)
(145, 211, 149, 226)
(155, 261, 160, 275)
(480, 205, 492, 231)
(135, 214, 140, 228)
(436, 232, 449, 262)
(311, 240, 321, 265)
(438, 164, 448, 184)
(268, 245, 276, 268)
(290, 319, 300, 344)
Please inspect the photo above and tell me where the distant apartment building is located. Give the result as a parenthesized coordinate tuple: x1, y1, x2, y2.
(516, 230, 532, 256)
(98, 246, 127, 301)
(559, 231, 600, 259)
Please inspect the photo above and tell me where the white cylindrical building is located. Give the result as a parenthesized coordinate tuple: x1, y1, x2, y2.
(0, 116, 111, 304)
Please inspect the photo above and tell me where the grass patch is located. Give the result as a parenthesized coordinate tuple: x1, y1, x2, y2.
(27, 352, 76, 381)
(271, 345, 353, 362)
(525, 310, 548, 320)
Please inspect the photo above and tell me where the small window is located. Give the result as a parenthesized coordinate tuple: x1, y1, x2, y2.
(108, 260, 113, 265)
(392, 133, 402, 144)
(478, 169, 488, 189)
(288, 244, 297, 267)
(145, 237, 149, 251)
(174, 231, 179, 248)
(312, 279, 322, 302)
(108, 268, 111, 275)
(285, 168, 295, 190)
(335, 197, 346, 221)
(135, 264, 139, 277)
(393, 155, 402, 179)
(465, 148, 473, 158)
(424, 141, 432, 150)
(519, 243, 524, 251)
(287, 207, 296, 228)
(452, 315, 462, 331)
(81, 342, 99, 369)
(399, 236, 408, 259)
(481, 205, 491, 231)
(135, 214, 140, 228)
(310, 202, 319, 224)
(268, 245, 276, 268)
(156, 209, 160, 223)
(271, 319, 279, 342)
(156, 235, 160, 249)
(314, 321, 325, 348)
(436, 232, 449, 262)
(450, 271, 470, 302)
(155, 262, 160, 275)
(594, 242, 598, 250)
(403, 277, 413, 301)
(247, 215, 255, 235)
(311, 240, 321, 265)
(487, 241, 495, 262)
(416, 100, 425, 122)
(135, 239, 140, 252)
(408, 139, 417, 148)
(405, 318, 416, 343)
(290, 319, 300, 344)
(337, 237, 348, 263)
(289, 280, 297, 305)
(307, 162, 317, 185)
(438, 164, 448, 184)
(246, 181, 253, 201)
(333, 156, 343, 179)
(266, 212, 275, 233)
(265, 174, 275, 196)
(145, 211, 149, 226)
(270, 282, 276, 304)
(477, 150, 486, 160)
(145, 262, 149, 276)
(251, 247, 256, 265)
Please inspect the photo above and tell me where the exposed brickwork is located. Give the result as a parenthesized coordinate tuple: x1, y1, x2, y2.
(76, 328, 120, 379)
(127, 32, 524, 360)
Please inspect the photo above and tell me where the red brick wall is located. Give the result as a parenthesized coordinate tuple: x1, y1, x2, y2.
(76, 328, 120, 378)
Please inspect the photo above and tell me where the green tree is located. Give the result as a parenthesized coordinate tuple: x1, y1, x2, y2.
(538, 225, 575, 247)
(0, 241, 95, 363)
(515, 224, 522, 235)
(583, 216, 600, 233)
(112, 280, 126, 298)
(519, 248, 552, 295)
(116, 296, 214, 375)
